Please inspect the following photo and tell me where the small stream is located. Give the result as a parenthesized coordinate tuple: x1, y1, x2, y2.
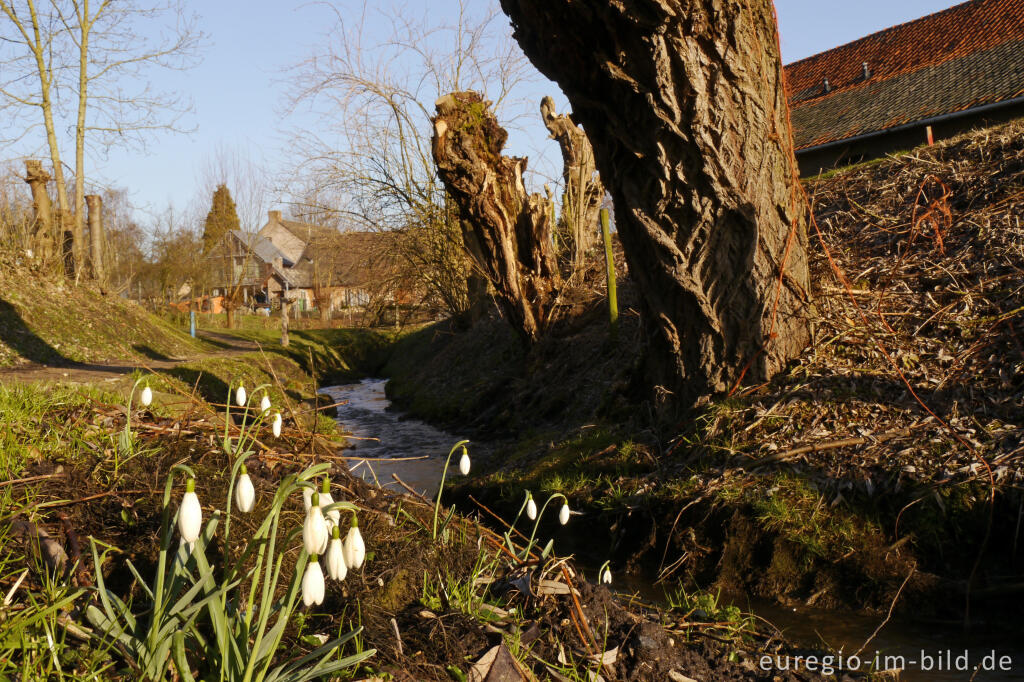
(319, 378, 463, 497)
(321, 379, 1024, 681)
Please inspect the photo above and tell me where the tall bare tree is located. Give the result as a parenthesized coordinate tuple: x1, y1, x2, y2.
(500, 0, 813, 407)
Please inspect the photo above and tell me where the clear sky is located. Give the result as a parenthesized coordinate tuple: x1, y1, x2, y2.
(1, 0, 967, 230)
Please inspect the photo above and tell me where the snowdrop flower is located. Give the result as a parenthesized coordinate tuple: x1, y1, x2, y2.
(459, 450, 471, 476)
(302, 493, 329, 556)
(272, 412, 282, 438)
(259, 394, 271, 413)
(235, 465, 255, 513)
(235, 384, 247, 407)
(601, 566, 612, 585)
(178, 478, 202, 544)
(559, 501, 571, 526)
(343, 515, 365, 570)
(325, 526, 347, 581)
(319, 478, 339, 526)
(301, 556, 325, 607)
(526, 495, 537, 521)
(140, 385, 153, 407)
(302, 485, 314, 512)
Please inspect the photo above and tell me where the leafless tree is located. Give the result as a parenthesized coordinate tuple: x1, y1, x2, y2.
(0, 0, 202, 277)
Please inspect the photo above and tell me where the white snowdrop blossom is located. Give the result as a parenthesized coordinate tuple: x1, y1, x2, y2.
(235, 466, 255, 513)
(319, 478, 339, 526)
(601, 566, 612, 585)
(302, 493, 329, 556)
(302, 486, 314, 512)
(236, 384, 247, 407)
(526, 496, 537, 521)
(326, 526, 347, 581)
(343, 516, 365, 570)
(459, 450, 471, 476)
(301, 556, 325, 607)
(272, 412, 282, 438)
(260, 394, 271, 413)
(140, 385, 153, 407)
(178, 478, 202, 544)
(559, 502, 571, 526)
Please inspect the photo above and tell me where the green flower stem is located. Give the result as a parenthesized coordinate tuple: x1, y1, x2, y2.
(522, 493, 567, 561)
(432, 440, 469, 540)
(148, 463, 195, 663)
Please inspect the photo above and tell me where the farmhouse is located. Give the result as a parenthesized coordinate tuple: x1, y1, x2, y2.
(208, 210, 386, 316)
(786, 0, 1024, 174)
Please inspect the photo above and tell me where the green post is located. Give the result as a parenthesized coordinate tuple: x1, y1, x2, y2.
(600, 208, 619, 339)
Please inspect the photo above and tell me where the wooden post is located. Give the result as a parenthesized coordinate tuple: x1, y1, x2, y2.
(23, 160, 54, 262)
(600, 208, 619, 339)
(926, 126, 934, 145)
(85, 194, 104, 281)
(280, 294, 290, 347)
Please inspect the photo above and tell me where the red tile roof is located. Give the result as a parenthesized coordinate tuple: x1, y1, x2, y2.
(785, 0, 1024, 150)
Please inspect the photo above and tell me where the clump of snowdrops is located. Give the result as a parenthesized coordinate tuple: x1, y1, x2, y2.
(87, 381, 374, 681)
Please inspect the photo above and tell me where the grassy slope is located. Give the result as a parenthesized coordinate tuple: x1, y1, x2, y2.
(0, 257, 214, 367)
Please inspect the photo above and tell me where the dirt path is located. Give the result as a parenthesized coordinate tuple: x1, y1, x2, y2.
(0, 330, 261, 385)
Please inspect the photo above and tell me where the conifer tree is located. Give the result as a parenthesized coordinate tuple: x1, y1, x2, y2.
(202, 184, 241, 253)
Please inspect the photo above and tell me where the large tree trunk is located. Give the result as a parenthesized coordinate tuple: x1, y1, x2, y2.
(431, 91, 560, 343)
(500, 0, 813, 406)
(540, 96, 604, 273)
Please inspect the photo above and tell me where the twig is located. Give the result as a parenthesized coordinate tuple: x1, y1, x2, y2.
(390, 473, 431, 504)
(38, 489, 157, 508)
(0, 472, 64, 488)
(853, 568, 915, 658)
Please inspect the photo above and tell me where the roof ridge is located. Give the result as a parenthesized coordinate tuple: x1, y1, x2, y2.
(784, 0, 986, 68)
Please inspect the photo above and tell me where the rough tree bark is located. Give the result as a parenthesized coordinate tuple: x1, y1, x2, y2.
(23, 160, 54, 262)
(431, 91, 560, 343)
(500, 0, 813, 405)
(85, 194, 105, 282)
(540, 96, 604, 272)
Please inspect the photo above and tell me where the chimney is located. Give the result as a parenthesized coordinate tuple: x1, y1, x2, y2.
(822, 77, 831, 93)
(268, 210, 282, 223)
(862, 61, 871, 80)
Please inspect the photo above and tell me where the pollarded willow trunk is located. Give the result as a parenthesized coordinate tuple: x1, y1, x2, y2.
(540, 96, 604, 272)
(500, 0, 813, 406)
(85, 194, 105, 282)
(23, 160, 54, 262)
(431, 91, 560, 343)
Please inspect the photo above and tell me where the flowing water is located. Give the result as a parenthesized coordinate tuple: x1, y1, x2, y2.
(322, 378, 1024, 681)
(319, 378, 463, 498)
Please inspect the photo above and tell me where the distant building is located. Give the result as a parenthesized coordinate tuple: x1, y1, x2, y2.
(786, 0, 1024, 174)
(206, 210, 388, 315)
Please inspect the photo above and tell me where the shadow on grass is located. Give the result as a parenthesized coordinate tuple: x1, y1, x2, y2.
(0, 297, 69, 366)
(131, 344, 176, 362)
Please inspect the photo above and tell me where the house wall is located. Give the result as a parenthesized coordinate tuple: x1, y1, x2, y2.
(258, 220, 305, 263)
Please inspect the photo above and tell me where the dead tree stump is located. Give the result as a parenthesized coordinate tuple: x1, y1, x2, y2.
(23, 160, 55, 262)
(540, 96, 604, 273)
(431, 91, 560, 343)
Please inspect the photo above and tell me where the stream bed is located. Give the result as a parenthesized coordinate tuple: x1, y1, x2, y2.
(321, 378, 1024, 681)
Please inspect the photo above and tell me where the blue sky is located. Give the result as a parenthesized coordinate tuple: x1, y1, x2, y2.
(1, 0, 965, 229)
